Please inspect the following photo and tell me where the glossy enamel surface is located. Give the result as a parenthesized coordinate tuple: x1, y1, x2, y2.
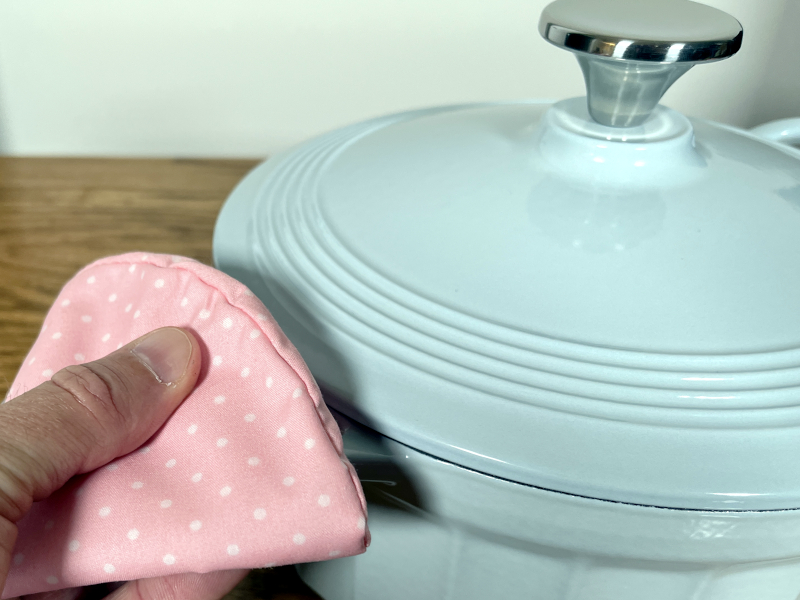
(214, 100, 800, 510)
(300, 414, 800, 600)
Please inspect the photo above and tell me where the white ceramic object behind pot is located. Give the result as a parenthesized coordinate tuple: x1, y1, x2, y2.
(214, 0, 800, 598)
(750, 118, 800, 146)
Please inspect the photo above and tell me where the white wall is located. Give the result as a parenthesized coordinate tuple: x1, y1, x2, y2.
(746, 0, 800, 126)
(0, 0, 796, 158)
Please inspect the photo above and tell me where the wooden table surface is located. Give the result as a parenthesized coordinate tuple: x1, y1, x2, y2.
(0, 157, 323, 600)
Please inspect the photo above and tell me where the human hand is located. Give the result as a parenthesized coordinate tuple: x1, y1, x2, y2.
(0, 327, 248, 600)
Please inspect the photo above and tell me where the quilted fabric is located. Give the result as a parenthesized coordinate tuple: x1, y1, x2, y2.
(1, 253, 369, 598)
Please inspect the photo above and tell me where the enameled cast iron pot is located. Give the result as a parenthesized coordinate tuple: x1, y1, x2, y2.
(214, 0, 800, 597)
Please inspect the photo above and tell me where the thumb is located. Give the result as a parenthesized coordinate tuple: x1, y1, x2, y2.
(0, 327, 201, 524)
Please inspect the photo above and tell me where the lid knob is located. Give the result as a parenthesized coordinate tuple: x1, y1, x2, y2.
(539, 0, 743, 128)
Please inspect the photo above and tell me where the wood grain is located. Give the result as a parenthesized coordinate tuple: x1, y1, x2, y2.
(0, 157, 323, 600)
(0, 157, 256, 395)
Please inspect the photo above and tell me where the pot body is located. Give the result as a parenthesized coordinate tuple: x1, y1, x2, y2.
(298, 411, 800, 600)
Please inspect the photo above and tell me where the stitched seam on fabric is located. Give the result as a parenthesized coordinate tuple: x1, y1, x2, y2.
(86, 254, 370, 542)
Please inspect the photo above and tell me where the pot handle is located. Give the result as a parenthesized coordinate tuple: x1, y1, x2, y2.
(749, 118, 800, 146)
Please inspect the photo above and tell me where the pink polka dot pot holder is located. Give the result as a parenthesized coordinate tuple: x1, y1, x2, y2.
(1, 253, 369, 598)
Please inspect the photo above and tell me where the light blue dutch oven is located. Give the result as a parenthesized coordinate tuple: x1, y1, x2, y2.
(215, 1, 800, 597)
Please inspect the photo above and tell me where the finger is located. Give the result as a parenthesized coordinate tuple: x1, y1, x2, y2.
(20, 581, 121, 600)
(17, 584, 85, 600)
(0, 327, 201, 524)
(104, 570, 248, 600)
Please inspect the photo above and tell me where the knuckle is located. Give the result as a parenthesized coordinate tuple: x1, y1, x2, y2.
(130, 579, 150, 600)
(137, 575, 182, 600)
(157, 579, 183, 600)
(0, 457, 33, 523)
(49, 364, 130, 437)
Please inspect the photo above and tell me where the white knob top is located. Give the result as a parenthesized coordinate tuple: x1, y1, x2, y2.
(540, 0, 742, 58)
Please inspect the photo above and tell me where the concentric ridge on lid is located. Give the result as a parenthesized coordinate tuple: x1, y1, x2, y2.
(247, 112, 800, 429)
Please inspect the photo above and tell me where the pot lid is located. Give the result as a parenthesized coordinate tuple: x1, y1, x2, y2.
(214, 0, 800, 510)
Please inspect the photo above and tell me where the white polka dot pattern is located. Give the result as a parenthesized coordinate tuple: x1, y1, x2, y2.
(3, 253, 368, 597)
